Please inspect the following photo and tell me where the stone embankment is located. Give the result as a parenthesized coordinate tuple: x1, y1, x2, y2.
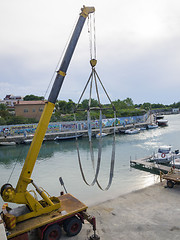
(0, 122, 149, 144)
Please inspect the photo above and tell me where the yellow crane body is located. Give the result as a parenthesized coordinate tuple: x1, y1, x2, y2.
(0, 6, 100, 240)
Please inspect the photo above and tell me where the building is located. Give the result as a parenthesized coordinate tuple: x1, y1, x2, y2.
(14, 101, 45, 121)
(3, 95, 23, 108)
(172, 108, 179, 114)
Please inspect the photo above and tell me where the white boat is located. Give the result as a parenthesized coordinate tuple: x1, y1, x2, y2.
(151, 146, 180, 164)
(0, 142, 16, 146)
(54, 134, 83, 141)
(147, 123, 158, 129)
(156, 114, 164, 120)
(156, 119, 168, 127)
(23, 139, 33, 144)
(124, 128, 140, 134)
(170, 158, 180, 169)
(96, 132, 107, 138)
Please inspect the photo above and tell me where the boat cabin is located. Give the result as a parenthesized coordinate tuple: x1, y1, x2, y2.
(158, 146, 171, 154)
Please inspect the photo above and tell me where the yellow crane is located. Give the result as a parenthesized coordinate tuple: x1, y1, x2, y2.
(0, 6, 100, 240)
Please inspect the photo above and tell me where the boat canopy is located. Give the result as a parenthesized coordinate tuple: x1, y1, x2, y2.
(158, 146, 171, 154)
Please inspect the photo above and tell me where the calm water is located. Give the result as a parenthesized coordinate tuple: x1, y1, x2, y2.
(0, 114, 180, 209)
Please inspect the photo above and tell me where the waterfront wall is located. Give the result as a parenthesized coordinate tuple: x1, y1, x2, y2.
(0, 114, 148, 136)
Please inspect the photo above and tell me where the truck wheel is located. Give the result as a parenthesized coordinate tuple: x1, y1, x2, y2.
(64, 216, 82, 237)
(43, 224, 62, 240)
(167, 180, 174, 188)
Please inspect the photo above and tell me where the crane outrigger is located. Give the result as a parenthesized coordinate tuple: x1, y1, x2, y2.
(0, 6, 100, 240)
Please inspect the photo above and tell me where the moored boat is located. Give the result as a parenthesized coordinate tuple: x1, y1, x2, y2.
(147, 123, 158, 129)
(156, 119, 168, 126)
(151, 146, 180, 164)
(0, 142, 16, 146)
(156, 114, 164, 120)
(96, 132, 108, 138)
(54, 134, 83, 141)
(170, 158, 180, 169)
(124, 128, 140, 134)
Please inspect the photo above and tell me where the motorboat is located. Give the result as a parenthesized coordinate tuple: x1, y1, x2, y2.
(147, 123, 158, 129)
(96, 132, 108, 138)
(0, 142, 16, 146)
(170, 158, 180, 169)
(151, 146, 180, 164)
(54, 134, 83, 141)
(156, 114, 164, 120)
(124, 128, 140, 134)
(156, 119, 168, 127)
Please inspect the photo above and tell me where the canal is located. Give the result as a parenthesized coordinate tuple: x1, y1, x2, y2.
(0, 114, 179, 209)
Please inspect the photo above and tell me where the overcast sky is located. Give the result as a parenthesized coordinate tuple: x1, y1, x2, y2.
(0, 0, 180, 105)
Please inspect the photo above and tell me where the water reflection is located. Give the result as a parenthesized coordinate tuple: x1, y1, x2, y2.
(0, 136, 116, 166)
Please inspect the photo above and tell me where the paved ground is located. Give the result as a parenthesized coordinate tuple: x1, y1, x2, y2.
(29, 181, 180, 240)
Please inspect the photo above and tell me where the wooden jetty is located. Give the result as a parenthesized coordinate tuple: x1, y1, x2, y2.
(130, 156, 172, 174)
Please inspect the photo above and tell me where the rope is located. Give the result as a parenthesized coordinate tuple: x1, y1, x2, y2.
(88, 12, 96, 60)
(7, 146, 26, 183)
(74, 66, 116, 191)
(96, 111, 116, 191)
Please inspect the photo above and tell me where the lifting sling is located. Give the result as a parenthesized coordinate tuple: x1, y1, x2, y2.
(74, 60, 116, 191)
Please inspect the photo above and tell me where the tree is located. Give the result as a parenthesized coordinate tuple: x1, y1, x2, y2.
(140, 102, 151, 110)
(67, 99, 75, 113)
(81, 99, 99, 109)
(24, 95, 44, 101)
(55, 100, 68, 114)
(123, 98, 134, 108)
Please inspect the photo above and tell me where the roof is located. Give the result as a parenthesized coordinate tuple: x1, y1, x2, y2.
(15, 101, 45, 105)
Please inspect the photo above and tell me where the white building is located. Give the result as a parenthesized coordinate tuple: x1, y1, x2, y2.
(3, 94, 23, 108)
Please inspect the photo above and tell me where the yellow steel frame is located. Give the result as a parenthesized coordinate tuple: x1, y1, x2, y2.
(1, 5, 95, 226)
(2, 102, 61, 222)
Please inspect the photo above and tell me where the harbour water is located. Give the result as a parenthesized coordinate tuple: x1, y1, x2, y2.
(0, 114, 179, 209)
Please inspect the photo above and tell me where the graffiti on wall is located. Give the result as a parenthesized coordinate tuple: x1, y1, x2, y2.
(0, 114, 147, 136)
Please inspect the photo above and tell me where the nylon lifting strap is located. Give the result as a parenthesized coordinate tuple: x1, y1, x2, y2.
(74, 62, 116, 191)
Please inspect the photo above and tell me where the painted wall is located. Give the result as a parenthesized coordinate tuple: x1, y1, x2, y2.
(0, 114, 148, 136)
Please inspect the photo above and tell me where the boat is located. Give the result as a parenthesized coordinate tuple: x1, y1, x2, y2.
(156, 114, 164, 120)
(124, 128, 140, 134)
(147, 123, 158, 129)
(54, 134, 83, 141)
(151, 146, 180, 164)
(140, 127, 147, 130)
(0, 142, 16, 146)
(22, 139, 33, 144)
(156, 119, 168, 127)
(170, 158, 180, 169)
(96, 132, 108, 138)
(148, 112, 158, 129)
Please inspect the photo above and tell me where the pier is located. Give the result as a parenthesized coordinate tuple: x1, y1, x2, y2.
(130, 156, 172, 174)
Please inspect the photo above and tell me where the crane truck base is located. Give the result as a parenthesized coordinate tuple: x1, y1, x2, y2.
(1, 193, 99, 240)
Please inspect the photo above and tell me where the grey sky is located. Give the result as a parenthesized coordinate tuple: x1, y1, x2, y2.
(0, 0, 180, 104)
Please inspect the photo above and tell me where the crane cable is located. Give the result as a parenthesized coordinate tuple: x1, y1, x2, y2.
(88, 12, 96, 60)
(74, 63, 116, 191)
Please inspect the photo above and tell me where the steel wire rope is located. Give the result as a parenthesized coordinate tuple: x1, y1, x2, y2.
(7, 146, 28, 183)
(43, 15, 79, 99)
(7, 15, 80, 183)
(88, 12, 96, 60)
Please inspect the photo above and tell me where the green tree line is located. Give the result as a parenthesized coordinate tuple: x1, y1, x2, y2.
(0, 95, 179, 125)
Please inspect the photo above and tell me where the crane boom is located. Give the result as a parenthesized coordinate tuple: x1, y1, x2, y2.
(1, 6, 95, 224)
